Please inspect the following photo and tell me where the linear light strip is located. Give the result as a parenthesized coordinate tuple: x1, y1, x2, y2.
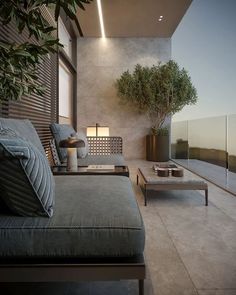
(96, 0, 106, 38)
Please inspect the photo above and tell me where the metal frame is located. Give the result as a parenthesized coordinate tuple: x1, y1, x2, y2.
(137, 168, 208, 206)
(58, 12, 78, 130)
(0, 256, 145, 295)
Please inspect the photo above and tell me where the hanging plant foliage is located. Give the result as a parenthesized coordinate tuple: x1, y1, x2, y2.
(0, 0, 92, 102)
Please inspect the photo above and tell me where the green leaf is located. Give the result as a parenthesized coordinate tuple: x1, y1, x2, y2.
(0, 0, 93, 101)
(13, 51, 32, 57)
(0, 41, 11, 50)
(76, 1, 85, 11)
(43, 26, 56, 33)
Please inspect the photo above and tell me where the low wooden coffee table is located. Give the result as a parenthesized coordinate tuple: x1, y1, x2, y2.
(52, 165, 129, 177)
(137, 166, 208, 206)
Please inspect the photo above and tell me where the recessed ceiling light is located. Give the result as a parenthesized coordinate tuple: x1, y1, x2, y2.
(160, 15, 163, 18)
(158, 18, 162, 22)
(97, 0, 106, 38)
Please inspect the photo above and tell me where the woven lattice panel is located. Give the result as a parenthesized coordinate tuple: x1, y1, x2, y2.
(48, 139, 61, 166)
(87, 137, 123, 155)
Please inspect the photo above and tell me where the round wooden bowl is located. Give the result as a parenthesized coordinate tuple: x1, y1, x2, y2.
(172, 168, 184, 177)
(157, 168, 169, 177)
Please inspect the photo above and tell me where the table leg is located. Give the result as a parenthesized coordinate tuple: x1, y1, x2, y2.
(144, 185, 147, 206)
(139, 279, 144, 295)
(205, 188, 208, 206)
(137, 173, 139, 185)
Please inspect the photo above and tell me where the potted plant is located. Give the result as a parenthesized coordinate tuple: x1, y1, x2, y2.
(116, 60, 197, 161)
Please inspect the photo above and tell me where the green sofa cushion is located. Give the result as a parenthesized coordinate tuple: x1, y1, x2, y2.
(0, 176, 145, 258)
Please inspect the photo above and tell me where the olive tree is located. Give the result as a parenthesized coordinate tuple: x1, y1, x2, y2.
(116, 60, 198, 135)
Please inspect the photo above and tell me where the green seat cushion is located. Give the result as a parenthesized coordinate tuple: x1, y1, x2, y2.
(0, 176, 145, 258)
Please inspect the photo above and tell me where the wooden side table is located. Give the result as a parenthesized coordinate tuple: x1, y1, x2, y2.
(52, 165, 129, 177)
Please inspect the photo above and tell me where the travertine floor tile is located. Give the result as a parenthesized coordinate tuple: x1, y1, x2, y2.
(128, 160, 236, 294)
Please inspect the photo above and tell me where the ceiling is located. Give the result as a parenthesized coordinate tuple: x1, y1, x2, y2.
(77, 0, 192, 38)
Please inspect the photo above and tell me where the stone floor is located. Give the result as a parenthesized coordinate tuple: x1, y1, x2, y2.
(129, 160, 236, 295)
(1, 159, 236, 295)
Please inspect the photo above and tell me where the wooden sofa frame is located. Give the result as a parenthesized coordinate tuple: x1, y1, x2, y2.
(0, 256, 145, 295)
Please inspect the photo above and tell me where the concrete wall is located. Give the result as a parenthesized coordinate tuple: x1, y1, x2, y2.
(77, 38, 171, 159)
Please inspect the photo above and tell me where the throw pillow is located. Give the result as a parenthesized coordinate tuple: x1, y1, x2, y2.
(0, 118, 46, 156)
(50, 123, 76, 162)
(0, 128, 55, 217)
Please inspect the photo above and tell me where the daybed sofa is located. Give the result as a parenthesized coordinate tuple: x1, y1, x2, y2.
(50, 123, 126, 167)
(0, 119, 145, 294)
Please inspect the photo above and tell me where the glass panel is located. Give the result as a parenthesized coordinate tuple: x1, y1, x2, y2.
(228, 114, 236, 172)
(58, 18, 72, 59)
(227, 114, 236, 192)
(171, 115, 236, 195)
(188, 116, 227, 167)
(171, 121, 188, 159)
(59, 59, 73, 124)
(187, 116, 227, 186)
(188, 116, 227, 168)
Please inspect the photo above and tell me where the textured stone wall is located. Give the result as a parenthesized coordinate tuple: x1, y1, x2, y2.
(77, 38, 171, 159)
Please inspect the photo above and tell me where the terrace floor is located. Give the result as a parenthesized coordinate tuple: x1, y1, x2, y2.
(1, 159, 236, 295)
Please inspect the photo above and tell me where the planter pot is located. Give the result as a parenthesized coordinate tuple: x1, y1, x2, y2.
(146, 135, 169, 162)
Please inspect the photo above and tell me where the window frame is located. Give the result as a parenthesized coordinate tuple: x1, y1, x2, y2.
(58, 14, 78, 129)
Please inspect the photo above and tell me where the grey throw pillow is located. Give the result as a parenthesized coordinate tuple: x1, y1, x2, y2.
(0, 118, 46, 156)
(50, 123, 76, 162)
(72, 131, 89, 158)
(0, 129, 55, 217)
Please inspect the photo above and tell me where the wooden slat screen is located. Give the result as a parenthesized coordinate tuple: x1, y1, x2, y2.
(0, 6, 58, 153)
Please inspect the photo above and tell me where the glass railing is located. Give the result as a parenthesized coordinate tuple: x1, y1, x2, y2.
(171, 114, 236, 195)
